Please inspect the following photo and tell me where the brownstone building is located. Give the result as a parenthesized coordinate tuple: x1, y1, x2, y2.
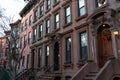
(17, 0, 120, 80)
(0, 37, 7, 68)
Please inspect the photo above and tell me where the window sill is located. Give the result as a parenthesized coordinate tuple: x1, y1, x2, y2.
(39, 15, 44, 19)
(45, 33, 51, 37)
(77, 61, 86, 68)
(63, 62, 73, 69)
(63, 22, 72, 28)
(37, 37, 43, 41)
(75, 14, 88, 22)
(45, 9, 51, 14)
(33, 19, 37, 23)
(32, 40, 36, 44)
(53, 28, 60, 33)
(53, 1, 60, 7)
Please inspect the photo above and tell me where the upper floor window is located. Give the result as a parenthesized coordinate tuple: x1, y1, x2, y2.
(22, 56, 25, 66)
(79, 31, 88, 61)
(46, 19, 50, 34)
(39, 24, 43, 38)
(54, 0, 59, 3)
(28, 32, 31, 44)
(29, 15, 32, 25)
(20, 38, 22, 48)
(33, 28, 37, 41)
(25, 19, 28, 28)
(55, 13, 59, 29)
(78, 0, 86, 16)
(34, 10, 38, 21)
(40, 5, 44, 16)
(24, 35, 27, 47)
(96, 0, 107, 7)
(66, 37, 72, 64)
(65, 6, 71, 24)
(46, 0, 51, 10)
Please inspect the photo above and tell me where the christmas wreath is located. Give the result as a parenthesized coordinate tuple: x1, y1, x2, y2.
(101, 28, 111, 43)
(98, 0, 105, 4)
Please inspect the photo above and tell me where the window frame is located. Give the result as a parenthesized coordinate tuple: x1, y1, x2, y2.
(38, 47, 42, 67)
(65, 6, 71, 24)
(40, 5, 44, 16)
(65, 37, 72, 64)
(39, 23, 43, 38)
(28, 32, 31, 44)
(54, 13, 60, 29)
(79, 31, 88, 61)
(78, 0, 86, 17)
(46, 19, 50, 34)
(33, 28, 37, 42)
(45, 45, 50, 66)
(46, 0, 51, 10)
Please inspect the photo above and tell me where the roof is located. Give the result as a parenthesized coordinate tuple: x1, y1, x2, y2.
(19, 1, 34, 17)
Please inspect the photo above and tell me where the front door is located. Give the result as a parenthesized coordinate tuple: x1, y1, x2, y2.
(97, 24, 113, 68)
(54, 42, 60, 71)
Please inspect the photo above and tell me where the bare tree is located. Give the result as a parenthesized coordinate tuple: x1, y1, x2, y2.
(0, 7, 24, 80)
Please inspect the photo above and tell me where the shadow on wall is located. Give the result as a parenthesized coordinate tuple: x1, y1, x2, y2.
(113, 77, 120, 80)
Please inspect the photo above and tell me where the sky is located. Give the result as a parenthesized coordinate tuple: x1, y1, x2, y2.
(0, 0, 26, 37)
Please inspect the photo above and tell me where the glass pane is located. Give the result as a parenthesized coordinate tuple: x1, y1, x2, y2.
(67, 15, 71, 23)
(79, 0, 85, 8)
(81, 32, 87, 47)
(56, 14, 59, 22)
(80, 6, 85, 16)
(47, 46, 49, 56)
(66, 6, 70, 16)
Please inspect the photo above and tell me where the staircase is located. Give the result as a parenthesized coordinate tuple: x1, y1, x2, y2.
(83, 71, 98, 80)
(38, 72, 61, 80)
(36, 65, 61, 80)
(72, 59, 120, 80)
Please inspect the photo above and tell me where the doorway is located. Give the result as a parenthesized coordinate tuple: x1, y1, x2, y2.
(54, 42, 60, 71)
(97, 24, 113, 68)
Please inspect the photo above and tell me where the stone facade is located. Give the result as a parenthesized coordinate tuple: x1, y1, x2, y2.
(16, 0, 120, 80)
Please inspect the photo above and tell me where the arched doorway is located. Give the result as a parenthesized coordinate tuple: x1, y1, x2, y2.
(54, 42, 60, 71)
(97, 24, 113, 68)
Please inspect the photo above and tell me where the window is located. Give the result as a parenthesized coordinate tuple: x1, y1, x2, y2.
(96, 0, 107, 7)
(20, 37, 22, 48)
(34, 10, 38, 21)
(28, 32, 31, 44)
(65, 6, 71, 24)
(78, 0, 86, 16)
(65, 76, 71, 80)
(26, 54, 29, 69)
(45, 45, 49, 66)
(40, 5, 44, 16)
(66, 37, 72, 64)
(22, 56, 25, 66)
(33, 28, 37, 41)
(38, 48, 42, 67)
(46, 0, 51, 10)
(39, 24, 43, 38)
(54, 0, 59, 3)
(24, 35, 27, 47)
(46, 19, 50, 34)
(55, 13, 59, 29)
(79, 31, 88, 60)
(29, 15, 32, 25)
(25, 19, 28, 28)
